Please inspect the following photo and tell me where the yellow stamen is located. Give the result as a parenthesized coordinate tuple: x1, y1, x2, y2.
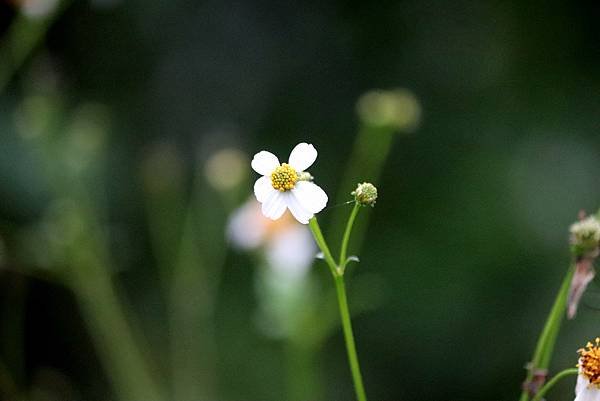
(270, 163, 298, 192)
(578, 338, 600, 386)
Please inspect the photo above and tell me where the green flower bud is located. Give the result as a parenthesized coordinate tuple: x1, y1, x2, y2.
(352, 182, 378, 207)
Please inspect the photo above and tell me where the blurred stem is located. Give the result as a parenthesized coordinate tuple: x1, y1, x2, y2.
(529, 368, 578, 401)
(339, 202, 360, 272)
(519, 265, 574, 401)
(285, 341, 322, 401)
(169, 206, 219, 401)
(329, 126, 394, 250)
(144, 186, 186, 292)
(169, 182, 227, 401)
(0, 0, 72, 93)
(66, 235, 165, 401)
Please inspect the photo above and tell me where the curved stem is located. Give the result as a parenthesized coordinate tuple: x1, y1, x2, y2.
(335, 275, 367, 401)
(309, 217, 338, 277)
(308, 216, 368, 401)
(530, 368, 578, 401)
(519, 265, 574, 401)
(339, 203, 361, 271)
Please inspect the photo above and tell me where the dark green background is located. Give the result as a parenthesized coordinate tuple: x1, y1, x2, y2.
(1, 1, 600, 400)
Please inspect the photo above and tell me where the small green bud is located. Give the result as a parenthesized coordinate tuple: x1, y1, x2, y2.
(569, 215, 600, 257)
(352, 182, 378, 207)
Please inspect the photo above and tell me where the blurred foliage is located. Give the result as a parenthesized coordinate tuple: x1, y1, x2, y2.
(1, 0, 600, 401)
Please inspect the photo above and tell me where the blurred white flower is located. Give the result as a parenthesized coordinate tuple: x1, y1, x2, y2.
(228, 198, 317, 338)
(575, 338, 600, 401)
(251, 143, 328, 224)
(227, 198, 315, 277)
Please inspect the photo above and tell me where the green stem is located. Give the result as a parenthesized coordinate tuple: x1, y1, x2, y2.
(335, 275, 367, 401)
(339, 202, 360, 271)
(519, 265, 574, 401)
(530, 368, 578, 401)
(309, 217, 338, 277)
(308, 216, 367, 401)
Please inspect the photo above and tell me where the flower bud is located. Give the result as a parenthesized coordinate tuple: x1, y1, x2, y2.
(352, 182, 378, 207)
(570, 215, 600, 257)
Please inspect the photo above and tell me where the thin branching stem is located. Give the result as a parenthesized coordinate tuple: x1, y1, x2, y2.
(530, 368, 578, 401)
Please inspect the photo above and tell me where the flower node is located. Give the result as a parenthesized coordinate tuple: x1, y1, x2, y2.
(579, 338, 600, 386)
(270, 163, 298, 192)
(352, 182, 378, 207)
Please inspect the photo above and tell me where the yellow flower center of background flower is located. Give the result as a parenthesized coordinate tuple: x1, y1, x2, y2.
(579, 338, 600, 386)
(270, 163, 298, 191)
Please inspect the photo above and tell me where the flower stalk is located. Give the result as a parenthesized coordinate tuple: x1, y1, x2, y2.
(334, 274, 368, 401)
(519, 265, 574, 401)
(529, 368, 578, 401)
(308, 205, 368, 401)
(339, 202, 361, 273)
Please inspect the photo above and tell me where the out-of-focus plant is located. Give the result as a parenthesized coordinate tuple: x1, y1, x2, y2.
(13, 93, 166, 401)
(140, 143, 245, 401)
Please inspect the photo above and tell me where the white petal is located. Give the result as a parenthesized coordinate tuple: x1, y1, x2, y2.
(261, 190, 287, 220)
(254, 176, 274, 202)
(291, 181, 328, 214)
(283, 191, 313, 224)
(251, 151, 280, 175)
(288, 143, 317, 171)
(575, 369, 600, 401)
(576, 368, 587, 396)
(575, 384, 600, 401)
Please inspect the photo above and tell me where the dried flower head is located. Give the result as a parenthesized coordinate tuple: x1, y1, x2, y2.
(570, 216, 600, 257)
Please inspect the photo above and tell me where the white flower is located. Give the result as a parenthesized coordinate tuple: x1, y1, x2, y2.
(575, 338, 600, 401)
(251, 143, 328, 224)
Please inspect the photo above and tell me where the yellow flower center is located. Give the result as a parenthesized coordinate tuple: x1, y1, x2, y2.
(579, 338, 600, 386)
(270, 163, 298, 192)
